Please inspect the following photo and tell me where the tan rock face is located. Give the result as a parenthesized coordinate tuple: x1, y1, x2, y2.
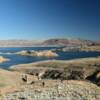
(35, 51, 58, 57)
(0, 56, 10, 63)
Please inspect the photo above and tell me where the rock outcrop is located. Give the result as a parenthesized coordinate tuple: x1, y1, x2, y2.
(0, 56, 10, 63)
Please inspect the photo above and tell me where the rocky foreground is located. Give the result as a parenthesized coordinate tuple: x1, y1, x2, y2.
(0, 57, 100, 100)
(0, 80, 100, 100)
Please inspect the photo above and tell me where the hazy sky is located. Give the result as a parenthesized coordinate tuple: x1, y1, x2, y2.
(0, 0, 99, 40)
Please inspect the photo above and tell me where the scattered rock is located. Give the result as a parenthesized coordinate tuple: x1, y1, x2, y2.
(0, 80, 100, 100)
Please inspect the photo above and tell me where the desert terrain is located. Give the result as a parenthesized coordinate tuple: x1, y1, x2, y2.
(0, 56, 99, 99)
(0, 39, 99, 99)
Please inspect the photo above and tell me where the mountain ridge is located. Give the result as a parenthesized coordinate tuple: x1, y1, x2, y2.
(0, 38, 99, 47)
(42, 38, 99, 46)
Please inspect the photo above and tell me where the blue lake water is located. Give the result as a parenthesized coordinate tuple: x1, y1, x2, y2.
(0, 47, 100, 69)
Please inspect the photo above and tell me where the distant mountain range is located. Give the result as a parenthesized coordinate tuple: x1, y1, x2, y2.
(0, 39, 99, 47)
(42, 38, 99, 46)
(0, 40, 42, 47)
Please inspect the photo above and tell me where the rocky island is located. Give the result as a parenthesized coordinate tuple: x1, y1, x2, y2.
(14, 50, 58, 57)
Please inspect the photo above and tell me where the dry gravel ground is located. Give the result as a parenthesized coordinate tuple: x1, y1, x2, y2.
(0, 80, 100, 100)
(0, 68, 99, 100)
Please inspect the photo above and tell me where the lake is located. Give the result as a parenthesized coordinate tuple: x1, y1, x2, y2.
(0, 47, 100, 69)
